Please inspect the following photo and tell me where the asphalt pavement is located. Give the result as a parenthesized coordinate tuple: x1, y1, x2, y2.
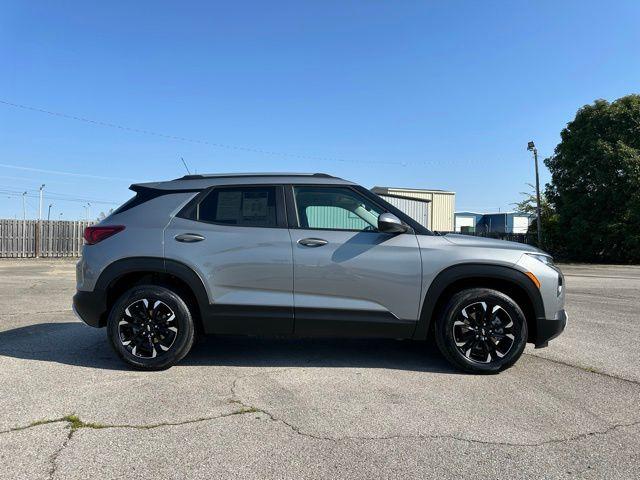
(0, 259, 638, 479)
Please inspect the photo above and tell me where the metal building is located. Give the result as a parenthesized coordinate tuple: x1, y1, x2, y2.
(454, 211, 535, 233)
(453, 211, 485, 233)
(371, 186, 455, 231)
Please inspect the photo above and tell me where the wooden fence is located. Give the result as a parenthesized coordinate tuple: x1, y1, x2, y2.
(0, 219, 94, 258)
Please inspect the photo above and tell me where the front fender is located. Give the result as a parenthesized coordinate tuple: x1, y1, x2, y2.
(412, 263, 545, 340)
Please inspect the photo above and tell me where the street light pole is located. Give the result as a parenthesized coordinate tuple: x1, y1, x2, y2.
(39, 184, 45, 221)
(21, 192, 27, 257)
(48, 203, 53, 221)
(527, 141, 542, 246)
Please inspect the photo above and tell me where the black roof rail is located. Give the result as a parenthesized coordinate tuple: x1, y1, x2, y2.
(173, 173, 336, 181)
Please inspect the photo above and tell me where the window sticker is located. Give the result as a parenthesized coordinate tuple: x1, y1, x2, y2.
(242, 191, 269, 217)
(216, 191, 242, 220)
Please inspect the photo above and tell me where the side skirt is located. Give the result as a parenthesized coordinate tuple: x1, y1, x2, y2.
(202, 305, 416, 338)
(202, 305, 294, 335)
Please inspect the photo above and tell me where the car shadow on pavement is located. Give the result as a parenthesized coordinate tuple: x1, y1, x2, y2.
(0, 321, 460, 374)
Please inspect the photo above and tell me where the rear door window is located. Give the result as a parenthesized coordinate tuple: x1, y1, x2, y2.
(196, 186, 280, 227)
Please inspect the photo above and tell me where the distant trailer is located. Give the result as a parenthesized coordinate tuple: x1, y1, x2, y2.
(454, 211, 535, 234)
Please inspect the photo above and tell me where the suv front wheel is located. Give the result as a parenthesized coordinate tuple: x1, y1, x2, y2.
(107, 285, 195, 370)
(435, 288, 528, 373)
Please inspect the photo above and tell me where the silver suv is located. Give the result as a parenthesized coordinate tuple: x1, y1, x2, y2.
(73, 173, 566, 373)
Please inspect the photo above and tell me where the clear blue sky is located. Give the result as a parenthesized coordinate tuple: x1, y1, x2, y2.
(1, 1, 639, 220)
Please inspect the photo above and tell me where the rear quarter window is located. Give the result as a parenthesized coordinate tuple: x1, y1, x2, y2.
(111, 187, 200, 216)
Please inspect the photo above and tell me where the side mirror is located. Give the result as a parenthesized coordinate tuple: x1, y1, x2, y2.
(378, 213, 408, 234)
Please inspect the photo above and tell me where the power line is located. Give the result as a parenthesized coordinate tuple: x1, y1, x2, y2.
(24, 198, 37, 212)
(0, 174, 78, 186)
(38, 187, 120, 204)
(0, 163, 136, 182)
(0, 99, 414, 167)
(0, 182, 123, 204)
(0, 189, 120, 206)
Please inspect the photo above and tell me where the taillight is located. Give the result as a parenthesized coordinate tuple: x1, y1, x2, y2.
(83, 225, 125, 245)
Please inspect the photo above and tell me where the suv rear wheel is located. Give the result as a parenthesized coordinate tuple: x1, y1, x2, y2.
(434, 288, 528, 373)
(107, 285, 195, 370)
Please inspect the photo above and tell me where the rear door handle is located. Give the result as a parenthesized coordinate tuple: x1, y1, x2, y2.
(298, 237, 328, 247)
(175, 233, 205, 243)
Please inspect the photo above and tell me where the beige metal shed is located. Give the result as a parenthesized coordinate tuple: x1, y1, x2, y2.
(371, 186, 456, 231)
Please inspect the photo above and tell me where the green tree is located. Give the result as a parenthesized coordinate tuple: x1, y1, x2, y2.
(544, 95, 640, 263)
(513, 183, 550, 216)
(513, 184, 561, 252)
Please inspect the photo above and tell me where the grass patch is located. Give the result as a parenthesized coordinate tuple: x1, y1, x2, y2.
(235, 406, 260, 414)
(10, 408, 263, 435)
(20, 415, 108, 432)
(581, 366, 599, 374)
(62, 415, 108, 431)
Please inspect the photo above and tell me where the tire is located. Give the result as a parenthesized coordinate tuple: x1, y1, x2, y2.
(434, 288, 528, 374)
(107, 285, 195, 370)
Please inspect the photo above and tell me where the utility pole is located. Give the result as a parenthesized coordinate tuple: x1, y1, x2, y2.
(35, 184, 45, 258)
(22, 192, 27, 257)
(38, 184, 45, 221)
(527, 141, 542, 246)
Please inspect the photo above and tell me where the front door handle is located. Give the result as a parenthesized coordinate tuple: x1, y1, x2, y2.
(175, 233, 205, 243)
(298, 237, 328, 247)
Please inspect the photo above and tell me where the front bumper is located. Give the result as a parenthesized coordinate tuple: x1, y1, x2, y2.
(534, 309, 567, 348)
(72, 290, 107, 328)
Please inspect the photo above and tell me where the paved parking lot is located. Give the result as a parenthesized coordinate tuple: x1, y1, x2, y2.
(1, 259, 639, 479)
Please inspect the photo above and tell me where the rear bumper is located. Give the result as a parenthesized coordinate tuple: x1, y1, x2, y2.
(534, 309, 567, 348)
(72, 290, 107, 328)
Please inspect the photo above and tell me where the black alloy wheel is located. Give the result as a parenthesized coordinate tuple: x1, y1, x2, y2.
(107, 285, 195, 370)
(118, 298, 178, 359)
(434, 288, 528, 373)
(451, 301, 516, 363)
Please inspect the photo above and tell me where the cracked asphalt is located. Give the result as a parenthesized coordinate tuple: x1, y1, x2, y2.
(1, 259, 639, 479)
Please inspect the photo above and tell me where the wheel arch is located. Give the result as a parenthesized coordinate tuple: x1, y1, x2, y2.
(412, 263, 545, 342)
(95, 257, 210, 330)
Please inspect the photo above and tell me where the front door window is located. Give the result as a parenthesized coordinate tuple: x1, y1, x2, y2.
(293, 186, 383, 231)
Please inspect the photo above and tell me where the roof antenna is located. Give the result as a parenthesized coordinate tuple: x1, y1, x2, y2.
(180, 157, 191, 175)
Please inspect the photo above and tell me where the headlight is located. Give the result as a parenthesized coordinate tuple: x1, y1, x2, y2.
(525, 253, 554, 266)
(557, 272, 564, 296)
